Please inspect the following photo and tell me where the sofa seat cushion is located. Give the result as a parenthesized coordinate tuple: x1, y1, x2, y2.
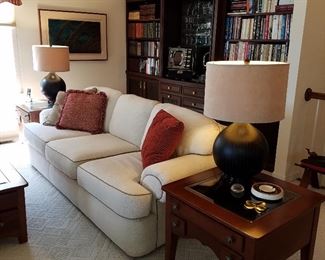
(45, 133, 139, 179)
(77, 152, 152, 219)
(24, 122, 90, 154)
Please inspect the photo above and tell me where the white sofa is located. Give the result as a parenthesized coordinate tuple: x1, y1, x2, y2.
(23, 86, 223, 257)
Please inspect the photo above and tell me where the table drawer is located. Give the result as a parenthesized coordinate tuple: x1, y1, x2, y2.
(0, 191, 17, 211)
(170, 197, 244, 253)
(183, 86, 204, 98)
(160, 83, 181, 94)
(0, 209, 19, 236)
(16, 108, 30, 123)
(170, 214, 186, 237)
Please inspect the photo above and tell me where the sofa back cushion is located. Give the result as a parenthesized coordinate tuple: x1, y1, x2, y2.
(109, 95, 159, 147)
(92, 86, 122, 132)
(141, 103, 224, 156)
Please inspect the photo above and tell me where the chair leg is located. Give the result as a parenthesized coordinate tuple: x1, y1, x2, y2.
(300, 168, 312, 188)
(310, 171, 320, 188)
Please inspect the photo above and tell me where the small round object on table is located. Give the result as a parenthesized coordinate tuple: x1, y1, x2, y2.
(251, 182, 284, 201)
(230, 183, 245, 198)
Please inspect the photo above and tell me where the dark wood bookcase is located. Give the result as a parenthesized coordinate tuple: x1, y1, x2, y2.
(126, 0, 161, 100)
(126, 0, 226, 109)
(125, 0, 294, 172)
(223, 0, 293, 61)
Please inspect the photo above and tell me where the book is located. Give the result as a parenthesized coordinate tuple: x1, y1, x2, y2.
(128, 11, 140, 20)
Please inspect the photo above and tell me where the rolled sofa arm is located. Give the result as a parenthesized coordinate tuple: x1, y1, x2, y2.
(140, 154, 216, 203)
(39, 108, 52, 124)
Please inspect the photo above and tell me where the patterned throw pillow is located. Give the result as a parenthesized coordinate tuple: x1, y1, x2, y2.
(43, 88, 97, 126)
(141, 109, 184, 168)
(56, 90, 107, 134)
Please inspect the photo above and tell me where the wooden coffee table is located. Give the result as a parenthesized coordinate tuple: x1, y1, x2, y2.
(163, 168, 325, 260)
(0, 162, 28, 243)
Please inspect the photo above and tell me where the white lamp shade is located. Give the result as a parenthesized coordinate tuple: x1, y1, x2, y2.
(204, 61, 289, 123)
(32, 45, 70, 72)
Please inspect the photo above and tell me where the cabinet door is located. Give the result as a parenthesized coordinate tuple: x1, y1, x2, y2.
(127, 76, 144, 97)
(143, 80, 159, 101)
(127, 75, 159, 100)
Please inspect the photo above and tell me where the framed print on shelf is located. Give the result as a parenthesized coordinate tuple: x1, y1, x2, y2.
(38, 9, 108, 61)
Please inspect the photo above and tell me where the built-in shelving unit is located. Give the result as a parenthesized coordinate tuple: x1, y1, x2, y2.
(224, 0, 294, 61)
(126, 0, 161, 100)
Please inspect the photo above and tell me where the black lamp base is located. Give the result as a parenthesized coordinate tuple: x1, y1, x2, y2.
(40, 72, 66, 106)
(213, 123, 269, 185)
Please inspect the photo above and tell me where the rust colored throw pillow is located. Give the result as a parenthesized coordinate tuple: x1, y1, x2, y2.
(141, 110, 184, 168)
(43, 88, 98, 126)
(56, 90, 107, 134)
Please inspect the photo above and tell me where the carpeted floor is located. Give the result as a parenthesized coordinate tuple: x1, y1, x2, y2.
(0, 141, 324, 260)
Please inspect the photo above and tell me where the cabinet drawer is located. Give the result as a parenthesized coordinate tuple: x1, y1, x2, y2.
(160, 93, 181, 106)
(0, 209, 19, 237)
(160, 83, 181, 94)
(182, 97, 204, 110)
(0, 191, 17, 211)
(183, 86, 204, 98)
(170, 197, 244, 253)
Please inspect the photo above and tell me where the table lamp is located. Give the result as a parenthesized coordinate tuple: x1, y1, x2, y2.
(204, 60, 289, 189)
(32, 45, 70, 106)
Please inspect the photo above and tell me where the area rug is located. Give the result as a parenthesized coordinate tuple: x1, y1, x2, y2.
(0, 142, 324, 260)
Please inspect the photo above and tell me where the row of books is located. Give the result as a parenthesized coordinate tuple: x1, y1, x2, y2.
(140, 4, 156, 20)
(128, 22, 160, 39)
(128, 58, 160, 76)
(229, 0, 292, 14)
(129, 41, 160, 57)
(224, 41, 289, 61)
(128, 4, 157, 20)
(247, 0, 278, 13)
(225, 14, 291, 40)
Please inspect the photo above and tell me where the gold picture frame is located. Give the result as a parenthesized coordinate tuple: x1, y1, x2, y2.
(38, 9, 108, 61)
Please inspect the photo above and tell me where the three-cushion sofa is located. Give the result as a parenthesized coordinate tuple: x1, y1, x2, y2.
(24, 86, 223, 257)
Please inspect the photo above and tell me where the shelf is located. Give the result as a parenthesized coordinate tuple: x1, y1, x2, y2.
(128, 55, 159, 59)
(128, 38, 160, 41)
(127, 71, 160, 80)
(128, 19, 160, 23)
(227, 11, 293, 17)
(227, 39, 289, 43)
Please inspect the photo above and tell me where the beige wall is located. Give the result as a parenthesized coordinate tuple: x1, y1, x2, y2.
(287, 0, 325, 183)
(15, 0, 126, 100)
(275, 0, 325, 183)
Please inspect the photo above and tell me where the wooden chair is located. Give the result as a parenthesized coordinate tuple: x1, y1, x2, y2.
(296, 160, 325, 188)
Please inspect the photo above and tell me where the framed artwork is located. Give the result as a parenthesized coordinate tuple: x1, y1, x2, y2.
(38, 9, 108, 61)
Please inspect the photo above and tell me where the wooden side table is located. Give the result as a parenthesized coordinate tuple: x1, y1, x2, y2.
(0, 162, 28, 243)
(16, 102, 49, 124)
(163, 168, 325, 260)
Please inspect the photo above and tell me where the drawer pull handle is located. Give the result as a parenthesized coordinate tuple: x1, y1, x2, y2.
(172, 221, 178, 228)
(172, 204, 179, 211)
(226, 236, 233, 244)
(225, 256, 232, 260)
(167, 86, 171, 90)
(0, 222, 4, 228)
(167, 95, 171, 99)
(191, 103, 196, 107)
(192, 91, 196, 95)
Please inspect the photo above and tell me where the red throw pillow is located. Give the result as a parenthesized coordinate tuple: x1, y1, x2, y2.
(141, 110, 184, 168)
(56, 90, 108, 134)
